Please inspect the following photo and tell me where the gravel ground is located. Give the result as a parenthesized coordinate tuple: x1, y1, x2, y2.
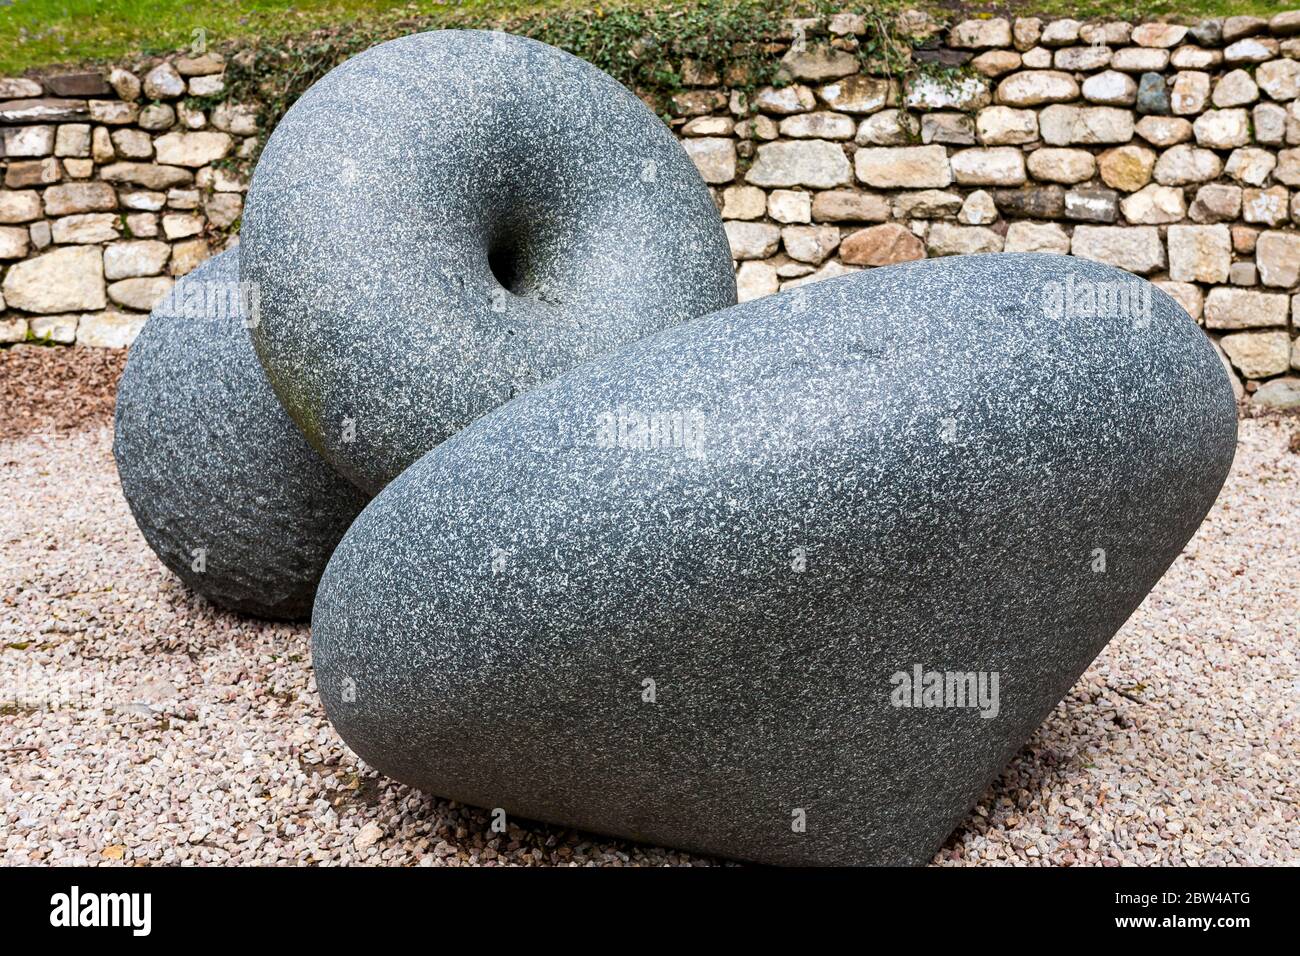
(0, 344, 125, 442)
(1, 346, 1297, 866)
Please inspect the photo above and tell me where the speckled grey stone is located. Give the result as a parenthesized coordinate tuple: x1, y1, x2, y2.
(114, 251, 368, 620)
(241, 30, 736, 496)
(312, 253, 1237, 865)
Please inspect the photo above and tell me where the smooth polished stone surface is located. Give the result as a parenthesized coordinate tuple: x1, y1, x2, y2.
(312, 253, 1237, 865)
(114, 251, 368, 620)
(242, 29, 736, 495)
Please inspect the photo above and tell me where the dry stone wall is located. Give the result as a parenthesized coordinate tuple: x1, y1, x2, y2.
(3, 10, 1300, 408)
(0, 54, 252, 348)
(678, 9, 1300, 409)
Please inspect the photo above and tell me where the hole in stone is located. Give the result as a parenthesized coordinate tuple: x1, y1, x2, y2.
(488, 239, 524, 295)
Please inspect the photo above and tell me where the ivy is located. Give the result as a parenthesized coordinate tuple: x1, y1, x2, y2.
(219, 1, 925, 159)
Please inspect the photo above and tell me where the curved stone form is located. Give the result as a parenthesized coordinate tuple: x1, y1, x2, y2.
(114, 251, 368, 620)
(312, 253, 1237, 865)
(242, 30, 737, 495)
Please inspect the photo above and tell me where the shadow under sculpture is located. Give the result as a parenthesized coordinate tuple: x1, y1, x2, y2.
(311, 253, 1238, 866)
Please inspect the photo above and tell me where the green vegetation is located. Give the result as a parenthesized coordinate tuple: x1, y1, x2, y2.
(218, 1, 781, 116)
(204, 0, 955, 157)
(0, 0, 526, 74)
(0, 0, 752, 74)
(3, 0, 1300, 76)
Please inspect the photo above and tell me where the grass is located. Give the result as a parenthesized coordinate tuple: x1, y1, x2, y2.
(0, 1, 580, 74)
(1, 0, 1300, 75)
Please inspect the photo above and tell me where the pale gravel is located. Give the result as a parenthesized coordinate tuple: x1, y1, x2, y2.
(1, 386, 1296, 865)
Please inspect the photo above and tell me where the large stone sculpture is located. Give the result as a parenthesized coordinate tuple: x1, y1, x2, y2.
(116, 30, 731, 616)
(113, 252, 368, 619)
(311, 254, 1237, 865)
(241, 30, 737, 495)
(115, 28, 1239, 865)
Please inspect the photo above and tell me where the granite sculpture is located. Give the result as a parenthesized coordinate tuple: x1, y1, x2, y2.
(116, 30, 731, 616)
(113, 251, 368, 620)
(311, 254, 1237, 865)
(240, 29, 737, 495)
(113, 28, 1239, 865)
